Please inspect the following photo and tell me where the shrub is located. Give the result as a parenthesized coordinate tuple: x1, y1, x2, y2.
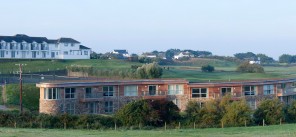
(136, 62, 163, 79)
(201, 65, 215, 72)
(253, 99, 284, 125)
(285, 101, 296, 123)
(236, 62, 264, 73)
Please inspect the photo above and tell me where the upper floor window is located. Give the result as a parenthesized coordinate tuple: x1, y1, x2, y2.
(65, 88, 76, 99)
(85, 87, 92, 98)
(244, 86, 256, 96)
(221, 87, 232, 96)
(148, 85, 157, 96)
(103, 86, 114, 96)
(44, 88, 60, 100)
(192, 88, 207, 98)
(64, 43, 68, 47)
(263, 85, 274, 95)
(124, 85, 138, 96)
(71, 43, 75, 47)
(168, 85, 184, 95)
(84, 51, 88, 55)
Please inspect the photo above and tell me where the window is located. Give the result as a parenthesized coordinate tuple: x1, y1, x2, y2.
(32, 51, 37, 58)
(85, 88, 92, 98)
(244, 86, 256, 96)
(64, 51, 68, 55)
(264, 85, 274, 95)
(124, 86, 138, 96)
(247, 100, 256, 109)
(86, 102, 97, 114)
(105, 101, 113, 113)
(71, 43, 75, 47)
(66, 104, 75, 114)
(44, 88, 60, 100)
(64, 43, 68, 47)
(84, 51, 88, 55)
(42, 52, 46, 58)
(148, 85, 157, 95)
(221, 87, 232, 96)
(103, 86, 114, 96)
(11, 51, 15, 58)
(65, 88, 76, 99)
(192, 88, 207, 98)
(172, 99, 181, 108)
(0, 51, 4, 58)
(168, 85, 184, 95)
(292, 82, 296, 87)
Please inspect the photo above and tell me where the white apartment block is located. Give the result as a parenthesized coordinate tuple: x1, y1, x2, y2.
(0, 34, 91, 59)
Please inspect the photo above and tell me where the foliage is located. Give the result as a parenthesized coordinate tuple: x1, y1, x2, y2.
(234, 52, 257, 60)
(115, 100, 159, 127)
(236, 62, 264, 73)
(256, 54, 275, 64)
(5, 84, 39, 111)
(221, 99, 252, 127)
(285, 101, 296, 123)
(201, 65, 215, 72)
(279, 54, 296, 64)
(165, 49, 179, 60)
(253, 99, 284, 125)
(136, 62, 163, 79)
(149, 100, 180, 125)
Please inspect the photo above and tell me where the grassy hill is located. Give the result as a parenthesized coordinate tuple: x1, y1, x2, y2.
(1, 59, 296, 82)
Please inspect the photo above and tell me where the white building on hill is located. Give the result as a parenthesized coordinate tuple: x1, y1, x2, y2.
(0, 34, 91, 59)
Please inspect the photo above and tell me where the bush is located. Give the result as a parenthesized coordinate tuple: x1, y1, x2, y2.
(201, 65, 215, 72)
(253, 99, 284, 125)
(136, 62, 163, 79)
(285, 101, 296, 123)
(236, 62, 264, 73)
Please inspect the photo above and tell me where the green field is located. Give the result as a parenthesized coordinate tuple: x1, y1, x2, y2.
(1, 124, 296, 137)
(1, 59, 296, 82)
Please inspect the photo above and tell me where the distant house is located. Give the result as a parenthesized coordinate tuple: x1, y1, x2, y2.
(112, 49, 129, 58)
(249, 57, 261, 64)
(141, 52, 157, 58)
(174, 51, 192, 59)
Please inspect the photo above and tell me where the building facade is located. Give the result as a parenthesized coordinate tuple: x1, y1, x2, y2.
(0, 34, 91, 59)
(36, 78, 296, 115)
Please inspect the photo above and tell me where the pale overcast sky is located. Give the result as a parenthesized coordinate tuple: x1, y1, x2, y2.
(1, 0, 295, 59)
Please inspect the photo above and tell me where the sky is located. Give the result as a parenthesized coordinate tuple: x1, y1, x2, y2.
(1, 0, 296, 60)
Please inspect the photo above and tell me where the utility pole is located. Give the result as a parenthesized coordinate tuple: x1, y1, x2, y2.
(15, 64, 26, 113)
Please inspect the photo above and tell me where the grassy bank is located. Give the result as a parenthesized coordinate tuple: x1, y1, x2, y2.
(0, 124, 295, 137)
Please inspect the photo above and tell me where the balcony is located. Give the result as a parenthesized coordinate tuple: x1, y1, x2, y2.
(277, 88, 296, 96)
(79, 92, 104, 102)
(142, 90, 167, 99)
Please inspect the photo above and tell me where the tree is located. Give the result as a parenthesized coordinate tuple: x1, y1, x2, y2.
(279, 54, 293, 64)
(236, 62, 264, 73)
(115, 100, 159, 127)
(201, 65, 215, 72)
(184, 101, 203, 123)
(149, 100, 180, 125)
(256, 54, 275, 64)
(234, 52, 257, 60)
(165, 49, 180, 60)
(136, 62, 163, 79)
(253, 99, 284, 125)
(221, 99, 252, 127)
(285, 100, 296, 123)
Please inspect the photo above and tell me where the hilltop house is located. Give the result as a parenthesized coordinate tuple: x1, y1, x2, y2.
(174, 51, 192, 59)
(0, 34, 91, 59)
(111, 50, 129, 58)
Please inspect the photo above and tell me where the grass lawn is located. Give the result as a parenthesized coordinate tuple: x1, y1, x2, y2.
(0, 124, 296, 137)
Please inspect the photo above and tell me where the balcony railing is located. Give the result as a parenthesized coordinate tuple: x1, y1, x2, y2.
(84, 93, 103, 98)
(142, 91, 166, 96)
(278, 88, 296, 96)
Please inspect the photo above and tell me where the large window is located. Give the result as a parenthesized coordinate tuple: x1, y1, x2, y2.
(103, 86, 114, 96)
(263, 85, 274, 95)
(84, 51, 88, 55)
(168, 85, 184, 95)
(105, 101, 113, 113)
(0, 51, 4, 58)
(44, 88, 60, 100)
(86, 102, 97, 114)
(244, 86, 256, 96)
(85, 87, 92, 98)
(148, 85, 157, 95)
(66, 103, 75, 114)
(65, 88, 76, 99)
(192, 88, 207, 98)
(221, 87, 232, 96)
(124, 85, 138, 96)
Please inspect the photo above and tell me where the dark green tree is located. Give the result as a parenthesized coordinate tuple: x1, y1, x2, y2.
(253, 99, 284, 125)
(201, 65, 215, 72)
(279, 54, 293, 63)
(234, 52, 257, 60)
